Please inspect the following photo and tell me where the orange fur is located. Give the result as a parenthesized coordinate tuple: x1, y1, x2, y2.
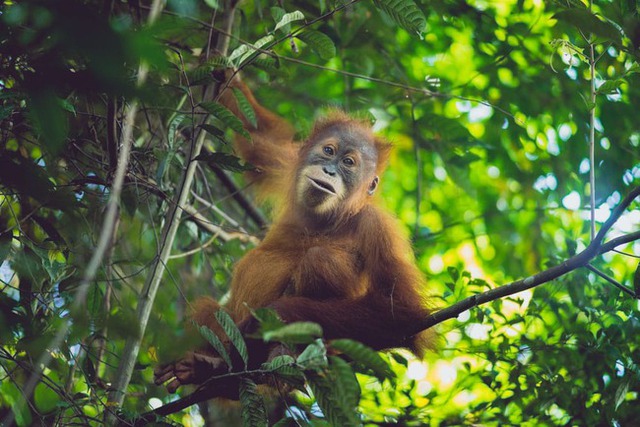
(218, 78, 431, 352)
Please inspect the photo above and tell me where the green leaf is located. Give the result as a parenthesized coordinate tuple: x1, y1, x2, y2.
(229, 36, 275, 67)
(270, 7, 286, 30)
(198, 124, 227, 143)
(251, 307, 286, 335)
(614, 377, 631, 410)
(262, 354, 295, 370)
(58, 98, 76, 115)
(193, 152, 254, 173)
(203, 56, 233, 69)
(198, 324, 233, 370)
(447, 266, 460, 283)
(261, 355, 306, 389)
(203, 0, 219, 10)
(0, 105, 13, 121)
(390, 351, 408, 367)
(372, 0, 427, 37)
(188, 55, 232, 84)
(330, 339, 394, 381)
(187, 65, 217, 86)
(306, 360, 360, 427)
(239, 377, 269, 427)
(328, 356, 360, 410)
(422, 114, 474, 143)
(232, 87, 258, 128)
(215, 309, 248, 369)
(553, 9, 622, 44)
(200, 101, 251, 139)
(274, 10, 304, 32)
(264, 322, 323, 344)
(121, 187, 138, 217)
(228, 45, 252, 65)
(296, 30, 336, 60)
(167, 113, 186, 149)
(34, 381, 59, 413)
(596, 79, 624, 95)
(625, 63, 640, 76)
(250, 56, 285, 75)
(297, 339, 328, 370)
(28, 90, 68, 154)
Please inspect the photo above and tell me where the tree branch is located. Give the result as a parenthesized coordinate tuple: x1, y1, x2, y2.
(120, 387, 219, 426)
(135, 186, 640, 422)
(105, 1, 239, 420)
(414, 185, 640, 333)
(585, 264, 635, 297)
(205, 154, 268, 229)
(1, 2, 166, 426)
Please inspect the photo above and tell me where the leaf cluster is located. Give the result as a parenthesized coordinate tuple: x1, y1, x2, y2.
(1, 0, 640, 426)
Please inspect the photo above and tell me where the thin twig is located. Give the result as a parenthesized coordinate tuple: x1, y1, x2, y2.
(612, 249, 640, 259)
(585, 264, 635, 297)
(589, 41, 597, 240)
(586, 0, 595, 240)
(151, 4, 520, 124)
(105, 0, 239, 417)
(0, 2, 166, 425)
(409, 99, 422, 239)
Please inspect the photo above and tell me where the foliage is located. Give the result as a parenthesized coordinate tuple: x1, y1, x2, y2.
(1, 0, 640, 426)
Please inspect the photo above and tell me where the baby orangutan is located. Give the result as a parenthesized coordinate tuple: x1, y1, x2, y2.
(154, 75, 431, 399)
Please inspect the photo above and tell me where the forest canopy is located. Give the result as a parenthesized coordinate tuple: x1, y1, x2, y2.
(1, 0, 640, 426)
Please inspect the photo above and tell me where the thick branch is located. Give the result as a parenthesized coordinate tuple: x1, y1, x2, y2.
(414, 185, 640, 333)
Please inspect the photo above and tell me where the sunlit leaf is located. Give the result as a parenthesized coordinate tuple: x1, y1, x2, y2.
(274, 10, 304, 32)
(34, 381, 59, 413)
(229, 35, 275, 67)
(203, 0, 220, 10)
